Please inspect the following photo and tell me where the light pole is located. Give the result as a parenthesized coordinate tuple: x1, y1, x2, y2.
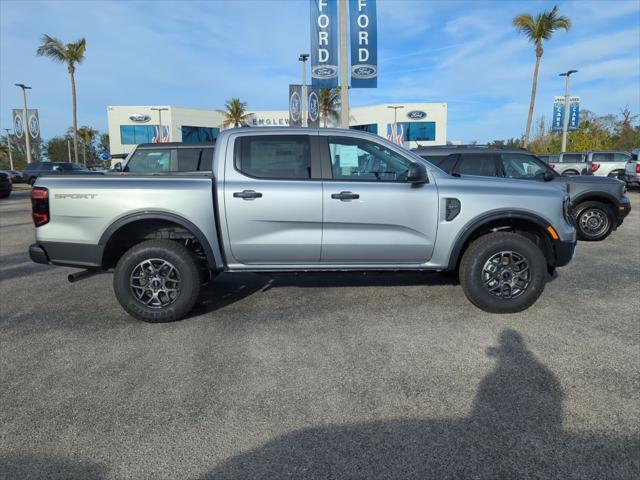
(559, 70, 577, 153)
(3, 129, 14, 170)
(387, 105, 404, 144)
(299, 53, 309, 127)
(151, 107, 169, 142)
(339, 0, 349, 128)
(15, 83, 32, 164)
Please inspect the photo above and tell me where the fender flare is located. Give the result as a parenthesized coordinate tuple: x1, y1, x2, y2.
(570, 191, 620, 207)
(99, 211, 223, 269)
(447, 210, 554, 271)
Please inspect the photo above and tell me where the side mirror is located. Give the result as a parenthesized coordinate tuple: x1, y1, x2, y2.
(407, 162, 428, 184)
(543, 171, 555, 181)
(113, 162, 122, 172)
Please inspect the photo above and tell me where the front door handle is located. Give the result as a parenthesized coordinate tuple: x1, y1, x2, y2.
(233, 190, 262, 199)
(331, 191, 359, 200)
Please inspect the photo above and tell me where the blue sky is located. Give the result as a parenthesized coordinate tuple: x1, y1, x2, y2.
(1, 0, 638, 143)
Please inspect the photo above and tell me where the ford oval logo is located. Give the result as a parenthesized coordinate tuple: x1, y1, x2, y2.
(312, 65, 338, 79)
(129, 114, 151, 123)
(351, 65, 377, 79)
(407, 110, 427, 120)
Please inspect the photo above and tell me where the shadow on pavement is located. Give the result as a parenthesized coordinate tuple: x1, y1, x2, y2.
(201, 329, 639, 479)
(0, 455, 107, 480)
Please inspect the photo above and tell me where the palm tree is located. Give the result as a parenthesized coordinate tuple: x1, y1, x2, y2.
(513, 5, 570, 147)
(36, 35, 87, 163)
(319, 88, 341, 128)
(219, 98, 250, 128)
(77, 126, 98, 167)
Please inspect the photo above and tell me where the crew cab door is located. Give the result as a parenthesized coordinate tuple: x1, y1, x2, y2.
(223, 133, 323, 264)
(320, 135, 438, 263)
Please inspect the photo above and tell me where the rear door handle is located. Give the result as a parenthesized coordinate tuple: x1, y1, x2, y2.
(233, 190, 262, 199)
(331, 191, 359, 200)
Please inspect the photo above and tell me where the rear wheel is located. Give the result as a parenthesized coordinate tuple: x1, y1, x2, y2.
(114, 240, 201, 322)
(607, 170, 625, 181)
(573, 201, 614, 241)
(459, 232, 547, 313)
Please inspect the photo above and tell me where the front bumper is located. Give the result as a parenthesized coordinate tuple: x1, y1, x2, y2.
(615, 197, 631, 226)
(554, 240, 577, 267)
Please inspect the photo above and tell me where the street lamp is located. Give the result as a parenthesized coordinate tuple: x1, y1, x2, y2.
(15, 83, 32, 164)
(150, 107, 169, 142)
(559, 70, 578, 153)
(387, 105, 404, 144)
(3, 128, 14, 170)
(299, 53, 309, 127)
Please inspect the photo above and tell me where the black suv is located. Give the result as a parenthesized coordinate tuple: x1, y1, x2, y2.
(22, 162, 100, 185)
(414, 146, 631, 241)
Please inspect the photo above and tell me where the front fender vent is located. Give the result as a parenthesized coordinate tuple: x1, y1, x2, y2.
(445, 198, 461, 221)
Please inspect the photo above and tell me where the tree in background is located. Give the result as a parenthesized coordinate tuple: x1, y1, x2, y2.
(0, 134, 28, 170)
(513, 5, 571, 148)
(99, 133, 110, 154)
(319, 88, 341, 128)
(77, 126, 98, 167)
(46, 135, 74, 162)
(36, 35, 87, 164)
(219, 98, 250, 128)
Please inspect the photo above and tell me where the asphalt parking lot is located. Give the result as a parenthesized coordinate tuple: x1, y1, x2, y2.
(1, 189, 639, 479)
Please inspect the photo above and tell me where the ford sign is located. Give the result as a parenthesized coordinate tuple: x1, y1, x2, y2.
(312, 64, 338, 80)
(351, 65, 377, 79)
(129, 114, 151, 123)
(406, 110, 427, 120)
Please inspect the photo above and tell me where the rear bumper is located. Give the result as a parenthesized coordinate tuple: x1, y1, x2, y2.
(29, 241, 103, 268)
(554, 240, 577, 267)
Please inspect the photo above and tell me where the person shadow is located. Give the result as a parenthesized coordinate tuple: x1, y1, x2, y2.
(201, 329, 638, 479)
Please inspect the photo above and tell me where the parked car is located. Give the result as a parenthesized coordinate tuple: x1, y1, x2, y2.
(586, 151, 635, 181)
(112, 142, 216, 174)
(626, 148, 640, 186)
(0, 171, 13, 198)
(413, 146, 631, 241)
(535, 154, 559, 165)
(547, 152, 591, 176)
(29, 128, 576, 321)
(3, 170, 25, 183)
(22, 162, 102, 185)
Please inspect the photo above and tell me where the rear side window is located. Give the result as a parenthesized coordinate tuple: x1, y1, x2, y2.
(40, 163, 53, 171)
(125, 149, 173, 173)
(26, 163, 38, 171)
(236, 136, 311, 179)
(592, 153, 614, 162)
(176, 148, 201, 171)
(613, 153, 631, 162)
(561, 153, 584, 162)
(456, 154, 496, 177)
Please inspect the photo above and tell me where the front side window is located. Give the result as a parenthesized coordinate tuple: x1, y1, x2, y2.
(501, 153, 549, 179)
(236, 135, 311, 179)
(125, 149, 172, 172)
(328, 136, 413, 181)
(456, 154, 496, 177)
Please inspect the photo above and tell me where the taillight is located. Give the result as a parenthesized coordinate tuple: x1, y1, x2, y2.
(549, 164, 556, 170)
(591, 162, 600, 172)
(30, 186, 49, 227)
(636, 164, 640, 174)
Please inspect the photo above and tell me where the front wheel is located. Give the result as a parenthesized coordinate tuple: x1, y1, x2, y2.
(113, 240, 201, 322)
(459, 232, 548, 313)
(573, 201, 614, 241)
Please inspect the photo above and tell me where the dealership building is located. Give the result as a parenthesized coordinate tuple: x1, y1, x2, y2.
(107, 103, 447, 158)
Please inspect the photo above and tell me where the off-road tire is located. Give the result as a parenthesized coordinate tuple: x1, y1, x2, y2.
(459, 232, 547, 313)
(573, 201, 614, 241)
(114, 240, 201, 322)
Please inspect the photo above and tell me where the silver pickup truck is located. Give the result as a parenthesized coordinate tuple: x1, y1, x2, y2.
(29, 128, 576, 322)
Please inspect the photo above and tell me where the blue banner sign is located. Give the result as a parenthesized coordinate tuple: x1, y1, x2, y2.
(350, 0, 377, 88)
(310, 0, 339, 88)
(552, 97, 564, 132)
(568, 96, 580, 131)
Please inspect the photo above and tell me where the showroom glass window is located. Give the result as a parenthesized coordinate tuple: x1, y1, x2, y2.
(350, 124, 378, 135)
(236, 136, 311, 179)
(120, 125, 157, 144)
(398, 122, 436, 141)
(328, 136, 412, 182)
(181, 126, 220, 143)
